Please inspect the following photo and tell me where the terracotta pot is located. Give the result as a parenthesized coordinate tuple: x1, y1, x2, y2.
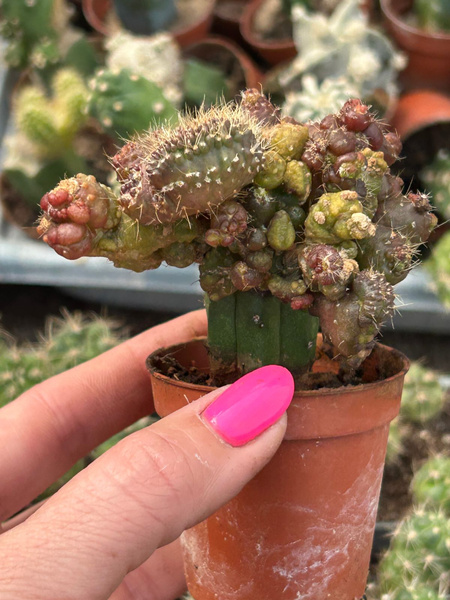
(81, 0, 215, 47)
(147, 337, 409, 600)
(212, 0, 252, 45)
(184, 35, 263, 93)
(390, 90, 450, 186)
(380, 0, 450, 92)
(240, 0, 296, 66)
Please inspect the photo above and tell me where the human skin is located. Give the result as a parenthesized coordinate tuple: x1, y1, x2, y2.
(0, 310, 290, 600)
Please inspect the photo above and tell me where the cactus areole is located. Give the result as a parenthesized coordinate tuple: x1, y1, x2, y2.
(38, 90, 436, 386)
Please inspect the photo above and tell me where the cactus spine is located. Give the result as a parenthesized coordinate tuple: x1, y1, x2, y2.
(38, 90, 436, 383)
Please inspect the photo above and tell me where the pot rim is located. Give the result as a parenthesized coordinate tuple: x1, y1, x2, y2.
(147, 335, 409, 397)
(380, 0, 450, 43)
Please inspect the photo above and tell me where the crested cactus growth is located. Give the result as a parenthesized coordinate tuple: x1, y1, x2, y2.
(38, 91, 436, 383)
(411, 456, 450, 514)
(86, 68, 178, 141)
(377, 507, 450, 596)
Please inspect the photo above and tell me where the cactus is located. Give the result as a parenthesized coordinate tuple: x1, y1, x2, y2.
(86, 68, 178, 141)
(420, 149, 450, 220)
(112, 0, 177, 35)
(0, 312, 124, 408)
(0, 0, 70, 71)
(105, 32, 183, 106)
(427, 232, 450, 309)
(411, 456, 450, 514)
(377, 507, 450, 595)
(380, 586, 446, 600)
(269, 0, 405, 121)
(400, 362, 446, 424)
(413, 0, 450, 33)
(385, 417, 404, 465)
(38, 91, 436, 383)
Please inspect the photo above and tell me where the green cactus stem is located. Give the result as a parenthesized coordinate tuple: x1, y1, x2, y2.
(207, 291, 318, 385)
(427, 232, 450, 309)
(400, 362, 446, 424)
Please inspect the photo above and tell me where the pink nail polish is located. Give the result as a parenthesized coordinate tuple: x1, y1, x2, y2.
(203, 365, 294, 446)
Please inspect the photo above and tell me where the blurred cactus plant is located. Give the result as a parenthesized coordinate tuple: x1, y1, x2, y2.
(269, 0, 405, 121)
(38, 90, 436, 384)
(400, 362, 446, 424)
(411, 455, 450, 514)
(86, 68, 178, 141)
(420, 150, 450, 220)
(105, 32, 184, 107)
(2, 68, 90, 210)
(377, 507, 450, 597)
(413, 0, 450, 33)
(0, 311, 124, 408)
(427, 232, 450, 309)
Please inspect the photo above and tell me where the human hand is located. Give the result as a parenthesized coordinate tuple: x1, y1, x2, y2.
(0, 310, 293, 600)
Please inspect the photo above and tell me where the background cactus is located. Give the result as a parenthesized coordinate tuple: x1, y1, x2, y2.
(413, 0, 450, 33)
(400, 362, 446, 425)
(377, 508, 450, 595)
(86, 68, 178, 141)
(411, 456, 450, 514)
(420, 149, 450, 220)
(105, 31, 184, 106)
(427, 232, 450, 309)
(38, 90, 436, 383)
(266, 0, 405, 122)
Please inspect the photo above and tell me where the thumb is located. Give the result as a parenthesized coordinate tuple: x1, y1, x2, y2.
(0, 365, 294, 600)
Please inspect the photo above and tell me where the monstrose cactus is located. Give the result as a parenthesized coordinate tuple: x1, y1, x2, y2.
(38, 90, 436, 385)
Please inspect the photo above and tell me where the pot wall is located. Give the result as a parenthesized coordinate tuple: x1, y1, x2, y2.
(148, 338, 408, 600)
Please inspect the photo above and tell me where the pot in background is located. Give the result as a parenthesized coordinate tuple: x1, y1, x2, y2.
(147, 337, 409, 600)
(380, 0, 450, 92)
(239, 0, 296, 66)
(82, 0, 215, 47)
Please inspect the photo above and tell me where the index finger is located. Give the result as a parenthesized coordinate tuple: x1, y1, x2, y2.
(0, 309, 207, 521)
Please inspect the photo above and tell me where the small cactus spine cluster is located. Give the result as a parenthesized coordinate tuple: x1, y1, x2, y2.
(86, 68, 178, 141)
(38, 90, 436, 378)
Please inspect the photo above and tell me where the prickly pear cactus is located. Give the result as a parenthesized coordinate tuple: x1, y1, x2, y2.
(38, 90, 436, 381)
(377, 508, 450, 595)
(411, 456, 450, 514)
(400, 362, 446, 424)
(86, 68, 178, 140)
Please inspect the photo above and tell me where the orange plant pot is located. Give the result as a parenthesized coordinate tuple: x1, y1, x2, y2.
(147, 337, 408, 600)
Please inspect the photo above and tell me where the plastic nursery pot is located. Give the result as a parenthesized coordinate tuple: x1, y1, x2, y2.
(81, 0, 215, 47)
(147, 337, 409, 600)
(380, 0, 450, 93)
(240, 0, 297, 66)
(183, 35, 263, 93)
